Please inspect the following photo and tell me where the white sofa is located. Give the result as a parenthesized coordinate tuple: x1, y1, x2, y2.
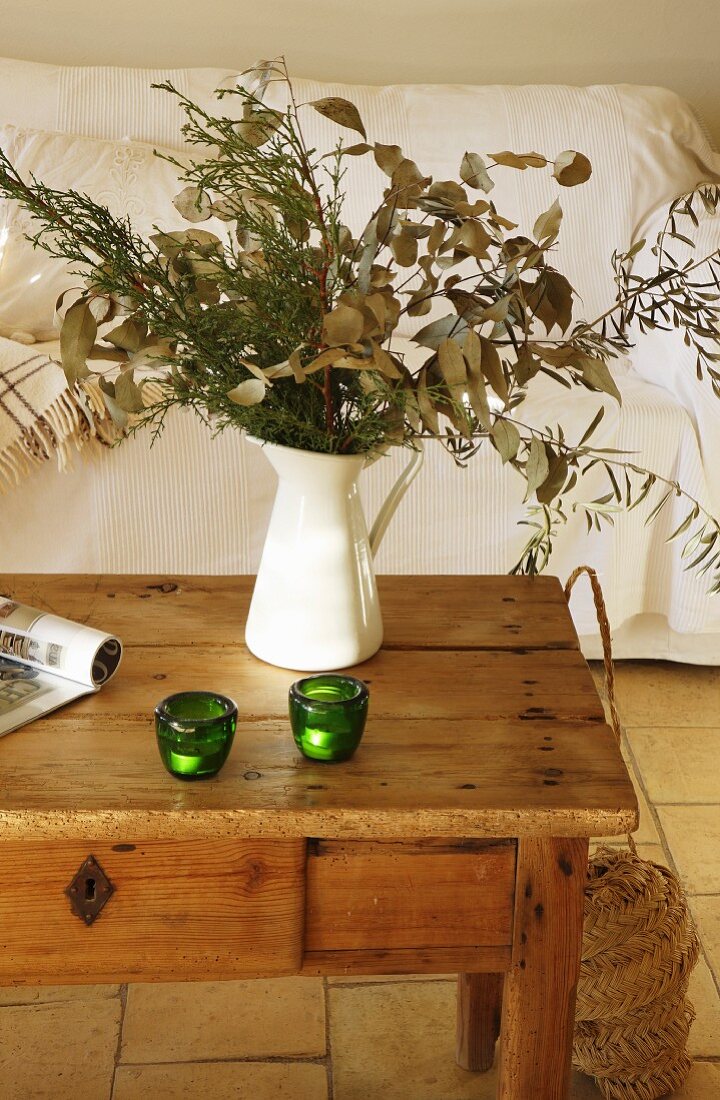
(1, 58, 720, 662)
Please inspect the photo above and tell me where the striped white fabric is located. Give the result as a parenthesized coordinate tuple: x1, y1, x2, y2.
(0, 57, 238, 148)
(1, 63, 719, 659)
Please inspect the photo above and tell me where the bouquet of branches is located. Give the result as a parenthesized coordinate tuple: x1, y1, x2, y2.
(1, 58, 719, 582)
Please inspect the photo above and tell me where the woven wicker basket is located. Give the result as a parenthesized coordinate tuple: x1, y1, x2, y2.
(566, 569, 700, 1100)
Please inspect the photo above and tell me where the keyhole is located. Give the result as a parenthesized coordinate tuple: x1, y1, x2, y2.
(85, 877, 96, 902)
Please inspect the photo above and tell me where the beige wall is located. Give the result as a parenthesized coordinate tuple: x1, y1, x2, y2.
(4, 0, 719, 143)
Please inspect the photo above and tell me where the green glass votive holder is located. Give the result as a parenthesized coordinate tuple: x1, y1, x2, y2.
(289, 675, 369, 762)
(155, 691, 237, 780)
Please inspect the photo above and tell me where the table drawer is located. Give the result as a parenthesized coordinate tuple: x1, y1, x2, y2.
(0, 839, 305, 984)
(305, 838, 516, 954)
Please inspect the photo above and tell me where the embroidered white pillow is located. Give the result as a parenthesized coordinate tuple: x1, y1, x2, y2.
(0, 125, 200, 339)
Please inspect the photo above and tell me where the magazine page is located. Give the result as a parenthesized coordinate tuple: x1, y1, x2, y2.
(0, 598, 122, 737)
(0, 659, 95, 737)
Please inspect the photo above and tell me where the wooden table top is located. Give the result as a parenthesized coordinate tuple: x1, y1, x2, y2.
(0, 575, 638, 841)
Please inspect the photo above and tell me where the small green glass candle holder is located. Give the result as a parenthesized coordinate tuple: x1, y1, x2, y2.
(289, 674, 369, 762)
(155, 691, 237, 780)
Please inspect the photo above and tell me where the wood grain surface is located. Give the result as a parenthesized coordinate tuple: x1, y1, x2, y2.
(0, 575, 638, 840)
(498, 836, 589, 1098)
(0, 838, 305, 985)
(456, 972, 504, 1071)
(305, 838, 515, 951)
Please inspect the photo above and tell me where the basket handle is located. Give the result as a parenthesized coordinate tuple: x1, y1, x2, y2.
(564, 565, 637, 854)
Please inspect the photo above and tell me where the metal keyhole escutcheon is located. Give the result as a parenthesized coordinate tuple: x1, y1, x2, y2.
(65, 855, 114, 925)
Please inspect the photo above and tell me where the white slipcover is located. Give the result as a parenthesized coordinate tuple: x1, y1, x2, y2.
(1, 61, 720, 661)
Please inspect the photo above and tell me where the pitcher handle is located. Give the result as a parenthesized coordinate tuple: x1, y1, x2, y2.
(368, 443, 425, 557)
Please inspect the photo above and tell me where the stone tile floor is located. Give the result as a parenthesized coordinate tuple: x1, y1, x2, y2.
(0, 661, 718, 1098)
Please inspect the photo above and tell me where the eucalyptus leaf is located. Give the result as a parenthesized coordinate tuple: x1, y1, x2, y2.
(100, 389, 129, 430)
(227, 379, 267, 406)
(533, 200, 563, 243)
(322, 303, 365, 346)
(553, 150, 592, 187)
(105, 317, 147, 354)
(115, 368, 146, 414)
(390, 228, 418, 267)
(309, 96, 367, 138)
(460, 152, 494, 193)
(437, 338, 467, 390)
(60, 298, 97, 385)
(173, 185, 212, 223)
(288, 349, 306, 384)
(413, 314, 469, 350)
(489, 151, 547, 170)
(416, 366, 440, 434)
(374, 143, 404, 176)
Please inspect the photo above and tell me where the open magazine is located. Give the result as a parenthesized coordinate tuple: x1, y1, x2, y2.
(0, 597, 122, 736)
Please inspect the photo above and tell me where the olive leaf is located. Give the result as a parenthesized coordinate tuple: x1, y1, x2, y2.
(536, 453, 569, 503)
(460, 152, 494, 193)
(479, 336, 509, 404)
(462, 329, 492, 430)
(578, 355, 622, 404)
(490, 419, 521, 462)
(525, 436, 550, 500)
(514, 344, 542, 385)
(340, 142, 372, 156)
(60, 298, 97, 385)
(309, 97, 367, 138)
(227, 379, 267, 406)
(553, 150, 592, 187)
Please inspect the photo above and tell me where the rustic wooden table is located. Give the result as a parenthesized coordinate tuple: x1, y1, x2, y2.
(0, 575, 637, 1099)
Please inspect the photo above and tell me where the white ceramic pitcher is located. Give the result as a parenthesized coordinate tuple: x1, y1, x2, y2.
(244, 438, 424, 670)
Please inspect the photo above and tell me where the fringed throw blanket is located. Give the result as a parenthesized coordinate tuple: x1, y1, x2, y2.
(0, 336, 117, 492)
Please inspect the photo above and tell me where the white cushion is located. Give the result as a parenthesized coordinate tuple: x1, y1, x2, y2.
(0, 56, 238, 148)
(0, 124, 219, 338)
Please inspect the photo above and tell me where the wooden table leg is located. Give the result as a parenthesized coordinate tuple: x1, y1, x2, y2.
(498, 836, 588, 1100)
(456, 972, 503, 1071)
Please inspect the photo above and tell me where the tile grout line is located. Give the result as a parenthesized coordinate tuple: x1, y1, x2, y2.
(622, 721, 720, 1000)
(327, 976, 456, 990)
(652, 801, 720, 808)
(323, 976, 335, 1100)
(117, 1055, 332, 1067)
(109, 983, 128, 1099)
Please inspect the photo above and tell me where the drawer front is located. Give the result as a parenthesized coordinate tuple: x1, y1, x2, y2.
(0, 839, 305, 984)
(305, 838, 516, 954)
